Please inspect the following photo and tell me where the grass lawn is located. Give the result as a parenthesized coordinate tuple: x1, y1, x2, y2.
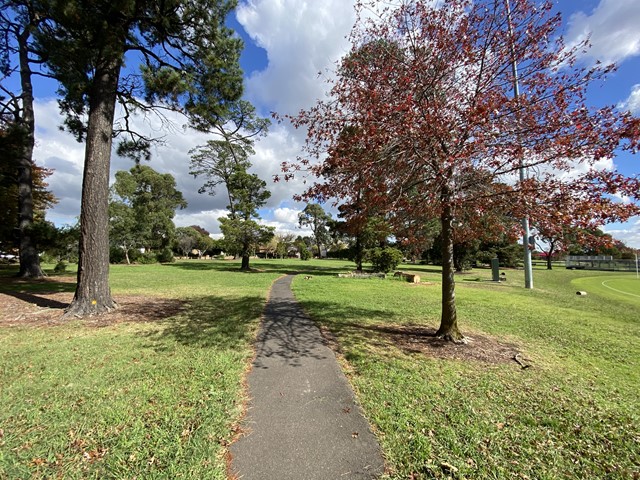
(292, 264, 640, 479)
(2, 259, 638, 479)
(0, 260, 288, 479)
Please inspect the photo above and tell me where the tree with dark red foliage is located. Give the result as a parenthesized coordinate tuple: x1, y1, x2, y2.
(284, 0, 640, 341)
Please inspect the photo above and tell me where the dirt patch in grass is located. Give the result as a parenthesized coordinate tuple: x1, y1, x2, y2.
(321, 323, 523, 366)
(375, 324, 521, 364)
(0, 277, 187, 328)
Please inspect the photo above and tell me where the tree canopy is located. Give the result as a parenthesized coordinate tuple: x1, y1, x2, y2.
(219, 168, 274, 270)
(110, 165, 187, 255)
(0, 123, 57, 255)
(286, 0, 640, 341)
(31, 0, 247, 316)
(298, 203, 332, 258)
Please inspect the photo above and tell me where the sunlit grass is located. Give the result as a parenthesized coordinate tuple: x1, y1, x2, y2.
(293, 265, 640, 479)
(3, 258, 638, 478)
(0, 260, 285, 479)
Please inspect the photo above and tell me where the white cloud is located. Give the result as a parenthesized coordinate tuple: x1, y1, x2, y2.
(565, 0, 640, 65)
(273, 207, 301, 224)
(619, 84, 640, 114)
(237, 0, 355, 115)
(174, 209, 228, 236)
(603, 218, 640, 249)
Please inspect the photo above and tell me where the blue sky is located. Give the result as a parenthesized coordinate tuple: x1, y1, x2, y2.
(26, 0, 640, 247)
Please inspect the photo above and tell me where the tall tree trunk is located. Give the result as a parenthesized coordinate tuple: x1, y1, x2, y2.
(435, 198, 464, 342)
(546, 241, 555, 270)
(355, 234, 363, 271)
(241, 254, 250, 271)
(64, 61, 121, 317)
(17, 23, 44, 278)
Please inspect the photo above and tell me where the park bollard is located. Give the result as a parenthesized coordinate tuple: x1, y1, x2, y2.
(491, 258, 500, 282)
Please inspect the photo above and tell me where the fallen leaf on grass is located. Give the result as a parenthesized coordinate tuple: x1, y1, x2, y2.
(30, 457, 47, 467)
(82, 447, 107, 463)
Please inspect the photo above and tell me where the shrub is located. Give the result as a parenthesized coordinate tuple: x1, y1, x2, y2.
(156, 248, 175, 263)
(476, 250, 495, 266)
(109, 247, 126, 264)
(53, 260, 67, 273)
(368, 247, 404, 273)
(299, 247, 312, 261)
(128, 248, 142, 263)
(137, 252, 157, 264)
(40, 253, 58, 264)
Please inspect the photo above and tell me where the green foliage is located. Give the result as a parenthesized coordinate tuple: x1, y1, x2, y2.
(53, 260, 67, 273)
(36, 0, 245, 148)
(496, 242, 522, 268)
(39, 223, 80, 263)
(190, 100, 269, 197)
(368, 246, 403, 273)
(218, 169, 274, 269)
(299, 246, 312, 261)
(174, 226, 214, 257)
(109, 246, 126, 264)
(275, 240, 288, 259)
(475, 250, 496, 265)
(0, 125, 58, 253)
(137, 251, 157, 264)
(110, 165, 186, 254)
(219, 217, 274, 257)
(299, 203, 332, 257)
(156, 247, 175, 264)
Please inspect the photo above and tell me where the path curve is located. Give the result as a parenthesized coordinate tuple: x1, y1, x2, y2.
(230, 275, 384, 480)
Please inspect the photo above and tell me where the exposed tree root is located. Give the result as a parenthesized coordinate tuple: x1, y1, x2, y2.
(513, 353, 531, 369)
(62, 300, 118, 319)
(436, 332, 469, 344)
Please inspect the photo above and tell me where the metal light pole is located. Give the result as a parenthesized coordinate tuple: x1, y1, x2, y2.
(505, 0, 534, 289)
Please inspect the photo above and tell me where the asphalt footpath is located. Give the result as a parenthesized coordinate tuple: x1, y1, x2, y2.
(229, 274, 384, 480)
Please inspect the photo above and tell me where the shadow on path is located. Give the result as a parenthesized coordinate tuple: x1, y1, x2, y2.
(230, 275, 384, 480)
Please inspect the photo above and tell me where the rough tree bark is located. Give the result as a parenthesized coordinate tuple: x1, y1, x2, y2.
(435, 195, 464, 342)
(64, 61, 121, 317)
(16, 20, 45, 278)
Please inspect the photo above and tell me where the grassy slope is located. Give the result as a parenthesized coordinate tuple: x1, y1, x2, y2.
(292, 265, 640, 479)
(0, 261, 283, 479)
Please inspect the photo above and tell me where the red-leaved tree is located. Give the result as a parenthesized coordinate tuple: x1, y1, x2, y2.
(283, 0, 640, 342)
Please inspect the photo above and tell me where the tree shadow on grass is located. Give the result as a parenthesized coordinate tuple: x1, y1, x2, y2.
(0, 276, 76, 310)
(1, 290, 70, 309)
(163, 260, 351, 277)
(296, 300, 519, 365)
(139, 295, 265, 351)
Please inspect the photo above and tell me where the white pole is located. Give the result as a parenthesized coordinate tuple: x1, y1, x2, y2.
(505, 0, 533, 289)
